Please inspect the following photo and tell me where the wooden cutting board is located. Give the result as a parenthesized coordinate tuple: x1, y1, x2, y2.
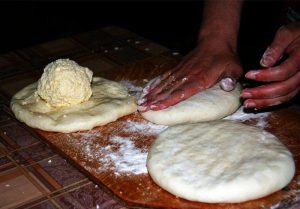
(30, 58, 300, 209)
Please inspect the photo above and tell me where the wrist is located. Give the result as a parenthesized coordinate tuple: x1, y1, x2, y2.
(197, 32, 238, 54)
(198, 0, 243, 53)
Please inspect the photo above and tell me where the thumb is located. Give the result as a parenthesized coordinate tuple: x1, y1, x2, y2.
(220, 62, 242, 91)
(220, 77, 237, 91)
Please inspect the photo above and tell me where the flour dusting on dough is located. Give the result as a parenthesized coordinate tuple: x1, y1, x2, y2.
(119, 80, 143, 100)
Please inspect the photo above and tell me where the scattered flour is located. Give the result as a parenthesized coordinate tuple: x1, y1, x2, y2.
(108, 136, 147, 175)
(76, 131, 102, 140)
(69, 121, 167, 176)
(80, 135, 148, 176)
(123, 120, 167, 135)
(224, 106, 270, 128)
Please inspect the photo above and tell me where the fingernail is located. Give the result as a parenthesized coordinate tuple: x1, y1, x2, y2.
(260, 57, 274, 67)
(138, 97, 147, 105)
(138, 105, 148, 112)
(245, 71, 259, 79)
(148, 76, 161, 91)
(143, 85, 150, 94)
(271, 101, 282, 106)
(241, 92, 252, 98)
(260, 47, 275, 67)
(245, 102, 256, 108)
(152, 76, 161, 85)
(150, 104, 158, 110)
(150, 103, 167, 110)
(220, 77, 236, 91)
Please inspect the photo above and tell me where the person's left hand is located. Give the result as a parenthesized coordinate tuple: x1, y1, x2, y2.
(241, 22, 300, 109)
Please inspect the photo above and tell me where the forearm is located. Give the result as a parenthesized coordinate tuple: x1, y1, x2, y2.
(199, 0, 243, 51)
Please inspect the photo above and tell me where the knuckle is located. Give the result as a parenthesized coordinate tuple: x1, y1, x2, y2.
(278, 65, 296, 79)
(274, 25, 294, 44)
(287, 59, 300, 73)
(277, 25, 290, 36)
(288, 45, 300, 57)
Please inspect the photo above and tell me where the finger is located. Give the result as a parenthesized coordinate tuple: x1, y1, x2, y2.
(144, 76, 161, 94)
(219, 60, 243, 91)
(148, 70, 173, 92)
(139, 75, 165, 104)
(141, 71, 174, 102)
(147, 52, 197, 95)
(246, 51, 300, 82)
(149, 83, 205, 111)
(145, 73, 177, 100)
(244, 87, 300, 109)
(260, 25, 298, 67)
(241, 71, 300, 99)
(145, 73, 190, 105)
(139, 73, 170, 106)
(137, 105, 150, 112)
(143, 81, 186, 109)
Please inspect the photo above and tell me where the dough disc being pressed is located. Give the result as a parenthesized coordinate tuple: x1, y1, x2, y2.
(147, 121, 295, 203)
(141, 83, 241, 125)
(11, 77, 137, 133)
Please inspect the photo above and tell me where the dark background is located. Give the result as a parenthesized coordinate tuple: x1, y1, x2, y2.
(0, 1, 287, 69)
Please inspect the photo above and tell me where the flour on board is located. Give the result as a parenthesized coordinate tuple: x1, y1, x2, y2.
(68, 120, 167, 176)
(123, 120, 167, 135)
(83, 135, 148, 175)
(224, 106, 270, 128)
(108, 136, 147, 175)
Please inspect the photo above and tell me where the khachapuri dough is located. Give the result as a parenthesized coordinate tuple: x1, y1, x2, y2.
(11, 59, 137, 133)
(141, 83, 241, 125)
(147, 121, 295, 203)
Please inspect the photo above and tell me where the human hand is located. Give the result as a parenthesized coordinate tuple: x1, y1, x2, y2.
(138, 37, 243, 112)
(241, 22, 300, 109)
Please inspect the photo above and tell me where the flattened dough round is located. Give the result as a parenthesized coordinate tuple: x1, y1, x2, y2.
(141, 83, 241, 125)
(11, 77, 137, 133)
(147, 121, 295, 203)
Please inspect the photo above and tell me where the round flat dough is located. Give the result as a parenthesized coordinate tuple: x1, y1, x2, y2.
(141, 83, 241, 125)
(11, 77, 137, 133)
(147, 121, 295, 203)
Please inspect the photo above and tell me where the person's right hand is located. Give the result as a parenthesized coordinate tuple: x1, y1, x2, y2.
(138, 36, 243, 112)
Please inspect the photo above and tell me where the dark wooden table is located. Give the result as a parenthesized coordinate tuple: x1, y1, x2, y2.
(0, 26, 299, 209)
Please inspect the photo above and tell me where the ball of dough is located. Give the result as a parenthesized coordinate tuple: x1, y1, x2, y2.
(37, 59, 93, 107)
